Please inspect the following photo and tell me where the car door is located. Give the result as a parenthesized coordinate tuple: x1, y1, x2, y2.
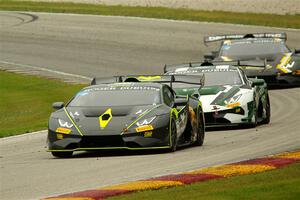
(162, 86, 188, 138)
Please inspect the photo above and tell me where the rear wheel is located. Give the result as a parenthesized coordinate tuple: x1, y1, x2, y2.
(195, 113, 205, 146)
(51, 151, 73, 158)
(262, 95, 271, 124)
(169, 119, 177, 152)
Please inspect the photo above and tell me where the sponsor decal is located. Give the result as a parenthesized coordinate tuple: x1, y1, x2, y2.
(226, 102, 241, 108)
(83, 86, 160, 93)
(136, 125, 154, 133)
(55, 127, 71, 134)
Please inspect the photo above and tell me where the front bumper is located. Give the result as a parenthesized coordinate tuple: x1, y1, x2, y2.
(204, 106, 252, 127)
(47, 127, 170, 152)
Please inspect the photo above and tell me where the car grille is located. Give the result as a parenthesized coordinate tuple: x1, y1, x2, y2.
(80, 136, 125, 148)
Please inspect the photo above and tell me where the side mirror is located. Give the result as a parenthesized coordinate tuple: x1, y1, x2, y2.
(294, 48, 300, 54)
(52, 102, 64, 110)
(251, 79, 265, 87)
(174, 98, 188, 106)
(203, 53, 215, 60)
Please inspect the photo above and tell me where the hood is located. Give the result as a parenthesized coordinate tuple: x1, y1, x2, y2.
(66, 105, 158, 135)
(199, 85, 251, 112)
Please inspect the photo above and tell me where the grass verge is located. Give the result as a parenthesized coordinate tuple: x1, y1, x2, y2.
(0, 1, 300, 29)
(109, 162, 300, 200)
(0, 70, 86, 137)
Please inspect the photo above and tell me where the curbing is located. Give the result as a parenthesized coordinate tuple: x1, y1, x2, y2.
(42, 150, 300, 200)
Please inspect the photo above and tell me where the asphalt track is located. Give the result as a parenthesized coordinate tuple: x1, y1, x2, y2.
(0, 12, 300, 200)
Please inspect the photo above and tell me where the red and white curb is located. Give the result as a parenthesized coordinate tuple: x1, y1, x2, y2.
(42, 150, 300, 200)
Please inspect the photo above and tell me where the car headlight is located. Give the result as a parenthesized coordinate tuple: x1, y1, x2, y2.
(58, 118, 73, 128)
(136, 116, 156, 127)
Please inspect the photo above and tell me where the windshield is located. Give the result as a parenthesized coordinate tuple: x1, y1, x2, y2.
(219, 40, 289, 59)
(204, 71, 242, 86)
(68, 87, 161, 107)
(170, 70, 242, 87)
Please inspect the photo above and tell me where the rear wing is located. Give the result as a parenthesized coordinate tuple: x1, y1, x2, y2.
(164, 62, 208, 73)
(213, 60, 267, 69)
(91, 75, 205, 88)
(91, 76, 123, 85)
(204, 32, 287, 45)
(163, 60, 267, 73)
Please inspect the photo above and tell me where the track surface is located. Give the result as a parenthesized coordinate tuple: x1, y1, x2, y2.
(0, 12, 300, 200)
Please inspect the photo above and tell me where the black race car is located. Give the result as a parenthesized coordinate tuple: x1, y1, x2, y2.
(48, 76, 205, 158)
(203, 33, 300, 86)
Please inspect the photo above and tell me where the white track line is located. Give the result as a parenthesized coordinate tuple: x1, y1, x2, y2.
(0, 60, 92, 80)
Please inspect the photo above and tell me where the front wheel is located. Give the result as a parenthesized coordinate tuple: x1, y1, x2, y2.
(249, 99, 258, 128)
(195, 114, 205, 146)
(169, 119, 177, 152)
(51, 151, 73, 158)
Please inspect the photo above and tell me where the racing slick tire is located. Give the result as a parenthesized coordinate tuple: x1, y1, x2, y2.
(169, 119, 177, 152)
(262, 95, 271, 124)
(51, 151, 73, 158)
(248, 99, 258, 128)
(195, 114, 205, 146)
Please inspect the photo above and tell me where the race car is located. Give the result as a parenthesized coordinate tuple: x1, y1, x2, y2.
(48, 78, 205, 158)
(164, 61, 270, 127)
(203, 33, 300, 86)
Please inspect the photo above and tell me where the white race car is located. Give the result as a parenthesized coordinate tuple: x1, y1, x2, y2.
(165, 62, 270, 127)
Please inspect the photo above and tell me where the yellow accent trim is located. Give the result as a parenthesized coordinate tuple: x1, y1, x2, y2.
(226, 102, 241, 108)
(124, 105, 160, 133)
(64, 107, 84, 136)
(56, 134, 63, 140)
(137, 76, 161, 81)
(55, 127, 71, 134)
(135, 125, 154, 132)
(99, 108, 112, 129)
(48, 146, 170, 152)
(144, 131, 153, 137)
(276, 54, 291, 73)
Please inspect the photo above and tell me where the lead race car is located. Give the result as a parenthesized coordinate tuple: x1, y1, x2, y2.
(48, 76, 205, 158)
(164, 61, 270, 127)
(203, 33, 300, 86)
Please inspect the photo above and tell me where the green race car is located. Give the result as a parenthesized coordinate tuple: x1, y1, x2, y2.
(164, 62, 270, 127)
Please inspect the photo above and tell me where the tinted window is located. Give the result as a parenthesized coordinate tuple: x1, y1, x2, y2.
(204, 71, 242, 86)
(163, 87, 174, 107)
(68, 88, 161, 107)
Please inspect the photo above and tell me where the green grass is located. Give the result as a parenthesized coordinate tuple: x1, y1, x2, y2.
(0, 70, 86, 137)
(109, 162, 300, 200)
(1, 1, 300, 28)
